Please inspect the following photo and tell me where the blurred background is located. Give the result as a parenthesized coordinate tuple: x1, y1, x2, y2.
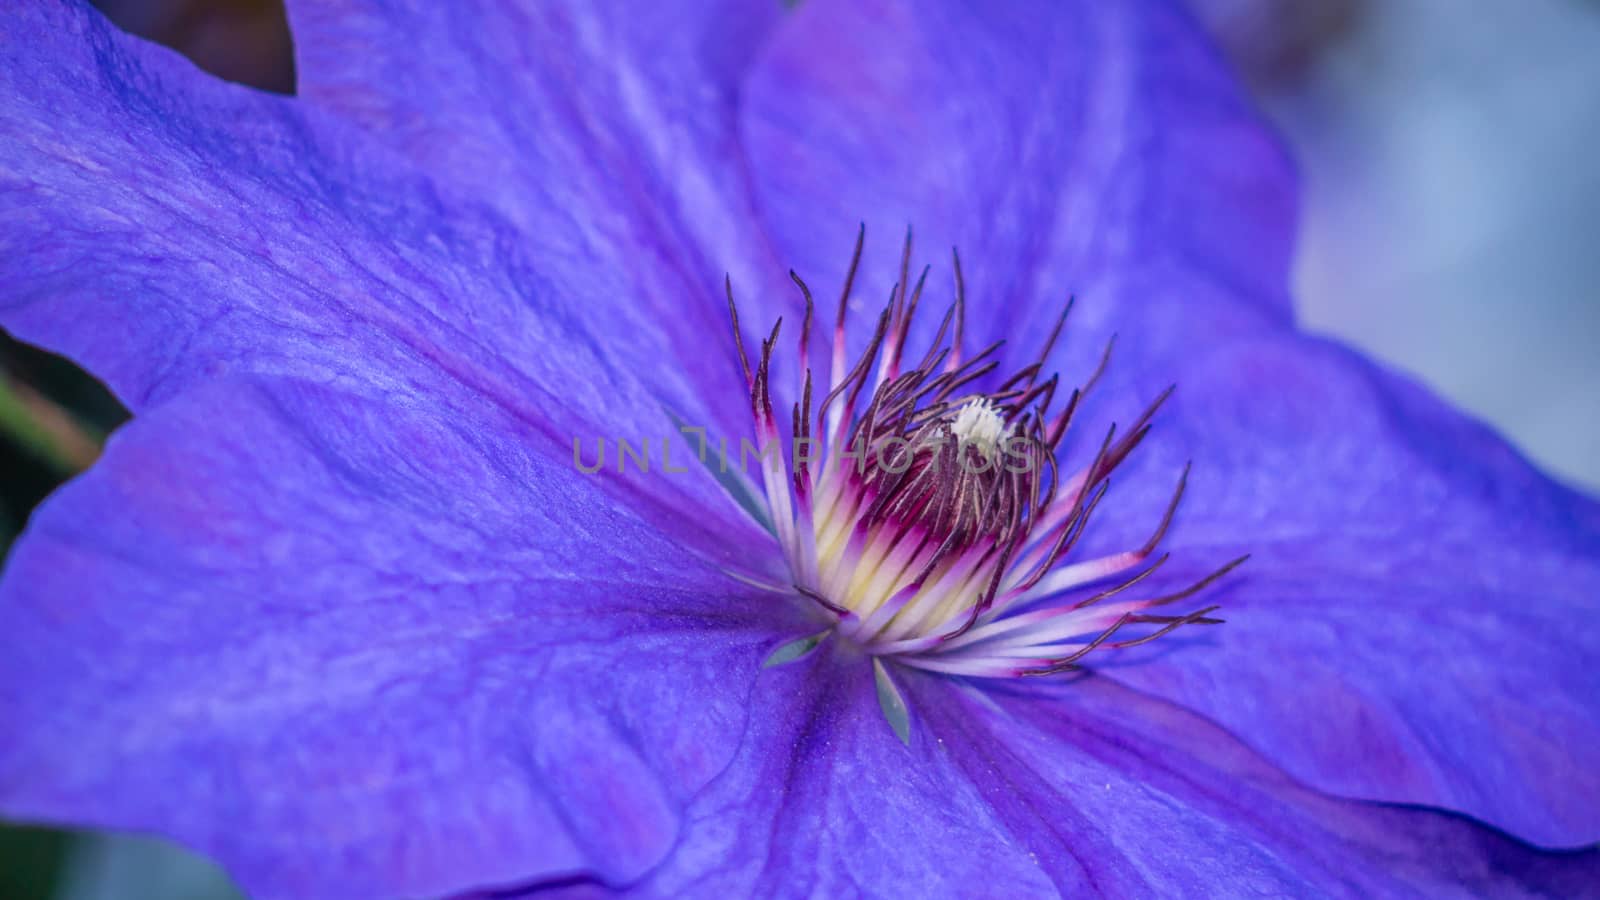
(2, 0, 1597, 896)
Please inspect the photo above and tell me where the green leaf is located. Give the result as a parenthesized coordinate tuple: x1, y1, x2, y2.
(0, 377, 82, 476)
(873, 657, 911, 745)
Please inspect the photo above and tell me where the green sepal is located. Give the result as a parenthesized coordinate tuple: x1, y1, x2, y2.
(762, 629, 832, 668)
(873, 657, 911, 745)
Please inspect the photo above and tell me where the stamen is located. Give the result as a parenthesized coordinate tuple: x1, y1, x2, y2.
(722, 228, 1241, 734)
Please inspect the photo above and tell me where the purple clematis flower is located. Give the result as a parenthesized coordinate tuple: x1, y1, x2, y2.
(3, 0, 1598, 897)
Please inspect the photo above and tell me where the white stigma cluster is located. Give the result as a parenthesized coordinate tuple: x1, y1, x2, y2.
(949, 398, 1009, 458)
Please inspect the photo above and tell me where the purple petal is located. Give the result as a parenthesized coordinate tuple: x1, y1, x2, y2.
(1073, 334, 1600, 848)
(0, 2, 769, 441)
(0, 375, 807, 898)
(618, 657, 1596, 895)
(737, 0, 1600, 847)
(285, 0, 802, 348)
(739, 0, 1298, 363)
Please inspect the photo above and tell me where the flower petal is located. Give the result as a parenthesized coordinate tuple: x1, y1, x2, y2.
(0, 375, 804, 898)
(285, 0, 800, 340)
(0, 2, 765, 442)
(740, 0, 1297, 362)
(741, 0, 1600, 848)
(618, 660, 1596, 895)
(1073, 334, 1600, 848)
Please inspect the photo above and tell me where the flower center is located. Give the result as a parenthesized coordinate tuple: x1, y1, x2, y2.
(722, 227, 1243, 694)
